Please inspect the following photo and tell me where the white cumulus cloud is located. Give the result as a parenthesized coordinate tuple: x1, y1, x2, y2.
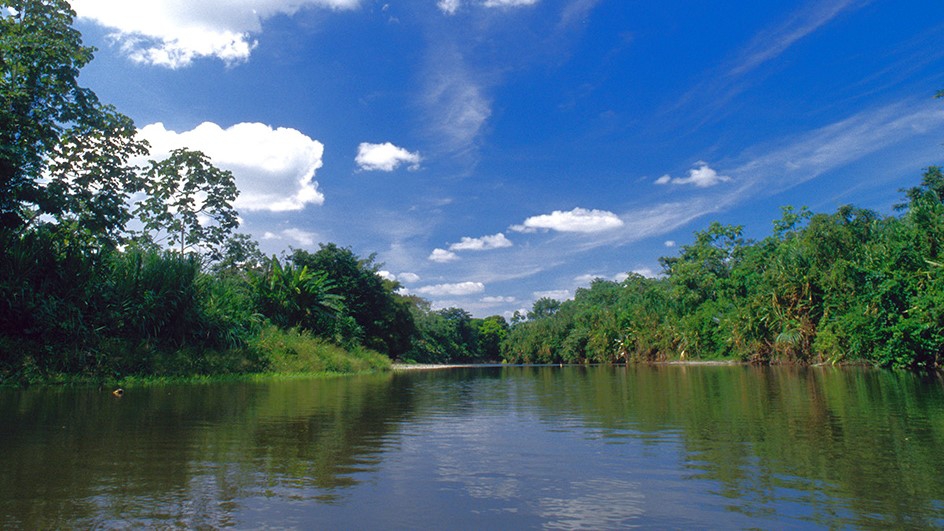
(399, 272, 421, 283)
(282, 227, 318, 246)
(416, 281, 486, 296)
(481, 296, 516, 304)
(510, 207, 623, 233)
(449, 233, 512, 251)
(631, 267, 657, 279)
(437, 0, 462, 14)
(72, 0, 361, 68)
(355, 142, 422, 172)
(376, 271, 420, 283)
(260, 228, 319, 246)
(138, 122, 325, 212)
(655, 162, 731, 188)
(429, 248, 459, 263)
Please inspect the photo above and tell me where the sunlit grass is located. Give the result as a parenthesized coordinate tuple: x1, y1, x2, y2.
(248, 325, 390, 374)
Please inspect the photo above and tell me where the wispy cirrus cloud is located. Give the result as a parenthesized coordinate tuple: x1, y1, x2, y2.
(671, 0, 862, 123)
(730, 0, 859, 76)
(416, 99, 944, 318)
(533, 289, 571, 301)
(422, 46, 493, 155)
(438, 0, 539, 15)
(548, 99, 944, 256)
(601, 99, 944, 251)
(729, 99, 944, 195)
(423, 0, 594, 161)
(484, 0, 539, 7)
(72, 0, 361, 68)
(574, 272, 633, 286)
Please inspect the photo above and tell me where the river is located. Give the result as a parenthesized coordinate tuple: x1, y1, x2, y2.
(1, 365, 942, 528)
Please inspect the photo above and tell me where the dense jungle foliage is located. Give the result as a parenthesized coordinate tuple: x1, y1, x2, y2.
(1, 1, 942, 383)
(0, 0, 506, 383)
(502, 176, 944, 371)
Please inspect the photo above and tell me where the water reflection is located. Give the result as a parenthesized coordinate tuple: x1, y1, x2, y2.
(1, 366, 942, 528)
(0, 374, 416, 528)
(539, 478, 644, 530)
(517, 365, 944, 528)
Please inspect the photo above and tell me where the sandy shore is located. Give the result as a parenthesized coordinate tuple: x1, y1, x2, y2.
(390, 360, 747, 371)
(391, 363, 492, 371)
(653, 359, 745, 366)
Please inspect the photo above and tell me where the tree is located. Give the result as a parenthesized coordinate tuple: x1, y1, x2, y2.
(288, 244, 415, 356)
(528, 297, 561, 320)
(511, 310, 526, 325)
(0, 0, 147, 241)
(437, 307, 476, 359)
(135, 148, 239, 260)
(210, 233, 265, 276)
(252, 255, 345, 336)
(476, 315, 509, 361)
(400, 298, 457, 363)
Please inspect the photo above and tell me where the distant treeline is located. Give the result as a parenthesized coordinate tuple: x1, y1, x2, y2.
(502, 169, 944, 371)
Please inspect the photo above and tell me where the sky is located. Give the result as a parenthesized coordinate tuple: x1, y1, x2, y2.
(70, 0, 944, 318)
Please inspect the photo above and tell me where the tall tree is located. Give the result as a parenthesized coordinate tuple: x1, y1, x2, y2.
(0, 0, 146, 240)
(528, 297, 561, 320)
(135, 148, 239, 260)
(476, 315, 509, 361)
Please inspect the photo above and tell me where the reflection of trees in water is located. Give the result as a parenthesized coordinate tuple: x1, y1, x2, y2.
(0, 374, 417, 528)
(2, 367, 942, 528)
(520, 365, 944, 528)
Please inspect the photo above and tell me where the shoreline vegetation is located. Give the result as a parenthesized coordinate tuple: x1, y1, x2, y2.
(1, 2, 943, 386)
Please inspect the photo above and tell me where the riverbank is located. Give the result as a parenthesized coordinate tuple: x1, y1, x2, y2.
(390, 360, 747, 371)
(0, 325, 391, 387)
(392, 363, 495, 371)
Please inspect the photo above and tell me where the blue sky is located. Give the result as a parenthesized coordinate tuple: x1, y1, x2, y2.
(71, 0, 944, 318)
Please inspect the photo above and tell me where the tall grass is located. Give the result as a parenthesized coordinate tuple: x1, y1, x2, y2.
(248, 325, 390, 374)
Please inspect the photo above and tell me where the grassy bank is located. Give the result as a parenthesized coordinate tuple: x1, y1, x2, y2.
(0, 325, 391, 387)
(247, 325, 390, 374)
